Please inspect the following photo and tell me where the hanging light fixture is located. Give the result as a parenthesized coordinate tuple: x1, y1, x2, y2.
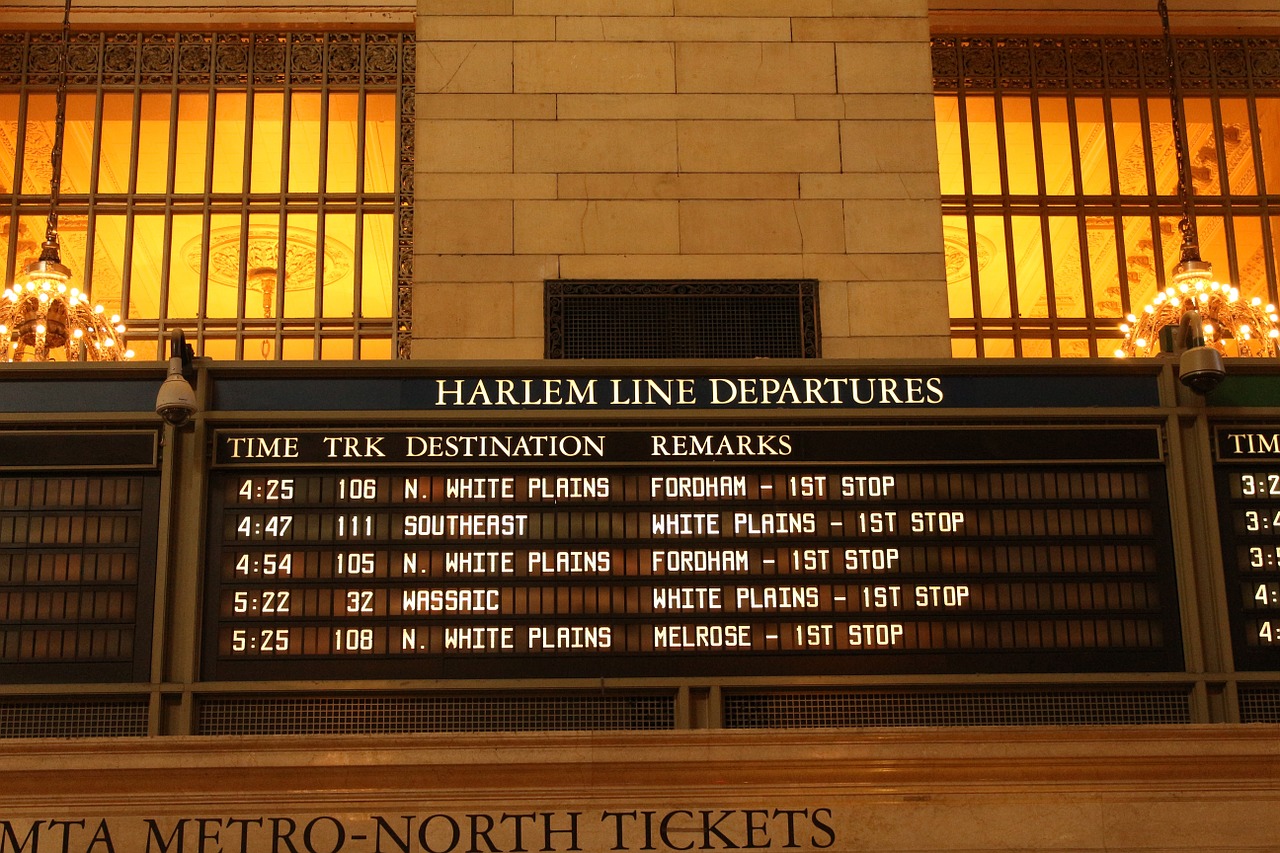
(0, 0, 132, 363)
(1116, 0, 1279, 360)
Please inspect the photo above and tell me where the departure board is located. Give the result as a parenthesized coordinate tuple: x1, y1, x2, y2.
(1214, 426, 1280, 671)
(203, 426, 1183, 680)
(0, 430, 159, 683)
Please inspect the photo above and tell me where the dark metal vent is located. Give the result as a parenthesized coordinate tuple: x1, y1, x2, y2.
(723, 689, 1192, 728)
(1239, 686, 1280, 723)
(198, 694, 676, 735)
(546, 280, 820, 359)
(0, 698, 148, 738)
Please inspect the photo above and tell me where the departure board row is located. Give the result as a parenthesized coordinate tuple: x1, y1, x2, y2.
(203, 427, 1182, 680)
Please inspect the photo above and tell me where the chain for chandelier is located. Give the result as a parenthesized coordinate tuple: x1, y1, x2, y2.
(1116, 0, 1279, 359)
(0, 0, 132, 362)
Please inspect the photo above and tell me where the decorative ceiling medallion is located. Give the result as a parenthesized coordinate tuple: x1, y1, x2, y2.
(944, 227, 995, 284)
(185, 227, 352, 291)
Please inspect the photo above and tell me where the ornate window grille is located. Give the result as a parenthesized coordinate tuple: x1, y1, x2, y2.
(0, 32, 413, 361)
(933, 36, 1280, 358)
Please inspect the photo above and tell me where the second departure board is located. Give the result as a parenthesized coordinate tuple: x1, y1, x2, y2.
(0, 430, 159, 683)
(1214, 425, 1280, 671)
(202, 426, 1182, 680)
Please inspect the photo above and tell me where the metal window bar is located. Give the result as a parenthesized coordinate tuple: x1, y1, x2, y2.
(933, 36, 1280, 359)
(0, 32, 412, 361)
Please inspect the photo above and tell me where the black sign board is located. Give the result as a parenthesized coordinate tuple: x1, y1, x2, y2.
(203, 425, 1182, 681)
(1213, 426, 1280, 671)
(0, 431, 159, 683)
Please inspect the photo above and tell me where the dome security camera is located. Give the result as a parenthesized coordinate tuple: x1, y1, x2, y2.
(155, 329, 197, 426)
(1178, 344, 1225, 395)
(155, 365, 197, 426)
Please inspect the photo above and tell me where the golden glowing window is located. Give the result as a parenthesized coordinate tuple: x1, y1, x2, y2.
(0, 32, 412, 361)
(934, 36, 1280, 358)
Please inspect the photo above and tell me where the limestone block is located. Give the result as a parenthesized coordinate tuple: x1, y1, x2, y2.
(416, 255, 560, 283)
(514, 43, 675, 93)
(559, 253, 804, 279)
(419, 120, 512, 173)
(554, 16, 790, 42)
(839, 119, 941, 174)
(418, 200, 513, 254)
(847, 280, 950, 338)
(844, 199, 944, 254)
(418, 94, 555, 120)
(514, 200, 680, 254)
(792, 17, 929, 42)
(835, 42, 934, 94)
(818, 280, 851, 338)
(412, 337, 544, 359)
(514, 0, 673, 14)
(832, 0, 926, 15)
(512, 281, 546, 339)
(557, 173, 799, 200)
(418, 42, 513, 94)
(801, 173, 941, 201)
(420, 16, 555, 42)
(674, 0, 833, 15)
(677, 120, 840, 173)
(675, 43, 836, 93)
(557, 93, 795, 120)
(679, 200, 845, 254)
(803, 251, 947, 283)
(415, 282, 514, 338)
(420, 0, 512, 13)
(418, 174, 558, 201)
(795, 92, 935, 120)
(515, 120, 678, 172)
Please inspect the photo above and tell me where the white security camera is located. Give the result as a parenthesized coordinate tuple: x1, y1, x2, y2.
(156, 365, 197, 426)
(155, 329, 197, 426)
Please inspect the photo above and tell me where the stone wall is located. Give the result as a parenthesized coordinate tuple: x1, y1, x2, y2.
(413, 0, 950, 359)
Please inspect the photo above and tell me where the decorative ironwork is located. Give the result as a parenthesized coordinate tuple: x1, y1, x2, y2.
(933, 34, 1280, 92)
(1, 31, 413, 359)
(935, 34, 1280, 358)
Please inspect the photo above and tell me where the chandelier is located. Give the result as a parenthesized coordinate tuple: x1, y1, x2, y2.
(0, 0, 132, 363)
(1115, 0, 1279, 359)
